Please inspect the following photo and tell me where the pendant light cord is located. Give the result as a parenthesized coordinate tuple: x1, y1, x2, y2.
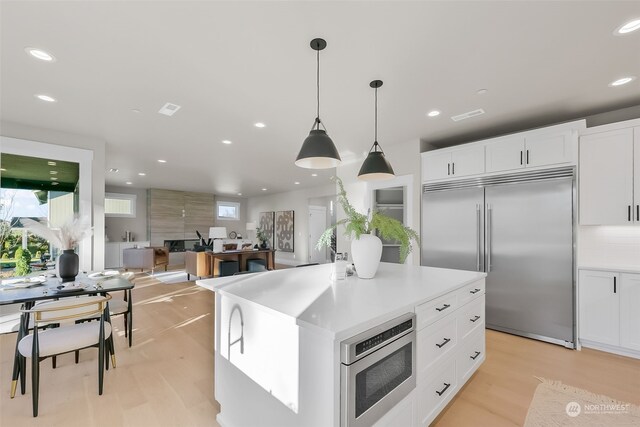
(374, 86, 378, 144)
(316, 48, 320, 128)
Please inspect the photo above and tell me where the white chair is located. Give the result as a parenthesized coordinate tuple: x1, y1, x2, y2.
(17, 295, 113, 417)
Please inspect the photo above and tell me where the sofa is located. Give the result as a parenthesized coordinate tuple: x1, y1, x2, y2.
(123, 246, 169, 274)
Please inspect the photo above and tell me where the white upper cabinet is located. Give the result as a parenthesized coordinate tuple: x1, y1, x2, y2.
(421, 145, 485, 181)
(579, 128, 634, 225)
(620, 273, 640, 351)
(525, 132, 574, 168)
(485, 136, 525, 173)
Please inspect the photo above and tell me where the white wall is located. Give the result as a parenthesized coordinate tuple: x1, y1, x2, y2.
(578, 226, 640, 268)
(336, 138, 421, 265)
(1, 121, 106, 270)
(247, 184, 335, 266)
(105, 185, 148, 243)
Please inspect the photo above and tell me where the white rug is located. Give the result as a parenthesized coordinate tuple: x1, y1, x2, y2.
(151, 270, 191, 284)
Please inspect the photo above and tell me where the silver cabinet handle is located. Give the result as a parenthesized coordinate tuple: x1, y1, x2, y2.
(476, 204, 481, 271)
(486, 204, 492, 272)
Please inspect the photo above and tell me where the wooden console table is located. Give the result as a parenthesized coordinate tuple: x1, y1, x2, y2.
(206, 249, 275, 276)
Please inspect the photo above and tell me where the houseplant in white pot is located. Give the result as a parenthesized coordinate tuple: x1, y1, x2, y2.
(317, 177, 419, 279)
(22, 216, 92, 282)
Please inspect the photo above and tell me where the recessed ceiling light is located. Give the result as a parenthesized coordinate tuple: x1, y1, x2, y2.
(35, 94, 56, 102)
(25, 47, 55, 62)
(47, 161, 56, 166)
(262, 188, 267, 191)
(157, 159, 167, 163)
(294, 181, 300, 185)
(50, 177, 58, 181)
(138, 172, 146, 176)
(609, 76, 635, 87)
(477, 89, 488, 95)
(108, 168, 118, 173)
(158, 102, 181, 116)
(51, 182, 59, 186)
(0, 168, 6, 172)
(615, 18, 640, 35)
(237, 192, 242, 196)
(427, 110, 441, 117)
(131, 109, 141, 113)
(125, 181, 133, 185)
(311, 173, 318, 177)
(222, 140, 232, 145)
(254, 122, 266, 128)
(49, 170, 58, 175)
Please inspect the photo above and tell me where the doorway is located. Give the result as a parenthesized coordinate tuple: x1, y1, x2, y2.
(308, 205, 327, 264)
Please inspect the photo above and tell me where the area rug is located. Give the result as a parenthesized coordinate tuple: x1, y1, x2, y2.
(524, 377, 640, 426)
(150, 270, 191, 284)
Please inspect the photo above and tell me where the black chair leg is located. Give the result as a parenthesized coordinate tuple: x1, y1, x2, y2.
(75, 350, 79, 364)
(128, 311, 133, 347)
(124, 313, 128, 338)
(20, 355, 26, 395)
(52, 356, 56, 369)
(31, 352, 39, 416)
(98, 343, 104, 395)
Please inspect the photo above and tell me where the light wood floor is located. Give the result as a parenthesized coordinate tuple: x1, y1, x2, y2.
(1, 274, 638, 426)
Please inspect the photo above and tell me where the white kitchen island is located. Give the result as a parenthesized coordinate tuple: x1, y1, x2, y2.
(197, 262, 486, 427)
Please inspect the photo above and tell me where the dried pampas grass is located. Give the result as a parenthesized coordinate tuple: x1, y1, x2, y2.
(21, 216, 92, 250)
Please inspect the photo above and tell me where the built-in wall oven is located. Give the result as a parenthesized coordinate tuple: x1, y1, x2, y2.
(341, 313, 416, 427)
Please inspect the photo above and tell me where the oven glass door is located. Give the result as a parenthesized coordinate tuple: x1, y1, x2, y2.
(355, 340, 413, 418)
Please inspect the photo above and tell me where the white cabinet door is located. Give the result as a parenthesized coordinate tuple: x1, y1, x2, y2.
(579, 270, 619, 346)
(634, 128, 640, 223)
(450, 145, 485, 177)
(620, 273, 640, 351)
(579, 128, 634, 225)
(422, 151, 452, 182)
(525, 132, 573, 168)
(485, 136, 525, 173)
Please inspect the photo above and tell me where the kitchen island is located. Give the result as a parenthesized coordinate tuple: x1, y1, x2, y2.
(197, 263, 486, 427)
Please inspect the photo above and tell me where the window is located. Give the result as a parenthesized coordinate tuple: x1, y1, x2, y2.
(105, 193, 136, 217)
(217, 201, 240, 221)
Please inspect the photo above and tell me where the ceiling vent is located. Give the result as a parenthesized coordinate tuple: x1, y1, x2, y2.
(158, 102, 182, 116)
(451, 109, 485, 122)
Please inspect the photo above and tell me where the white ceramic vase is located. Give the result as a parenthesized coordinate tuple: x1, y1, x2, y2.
(351, 233, 383, 279)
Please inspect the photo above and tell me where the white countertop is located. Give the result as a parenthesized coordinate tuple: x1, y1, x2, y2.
(197, 263, 486, 339)
(578, 264, 640, 274)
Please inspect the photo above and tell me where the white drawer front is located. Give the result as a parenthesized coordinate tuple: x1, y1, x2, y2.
(418, 314, 457, 380)
(458, 297, 485, 340)
(458, 328, 485, 384)
(457, 280, 485, 307)
(416, 358, 457, 426)
(416, 292, 457, 330)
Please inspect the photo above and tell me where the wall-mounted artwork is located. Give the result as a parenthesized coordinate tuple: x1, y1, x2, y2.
(275, 210, 295, 253)
(258, 211, 275, 248)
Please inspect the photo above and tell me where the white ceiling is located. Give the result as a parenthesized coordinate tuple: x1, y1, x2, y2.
(1, 1, 639, 197)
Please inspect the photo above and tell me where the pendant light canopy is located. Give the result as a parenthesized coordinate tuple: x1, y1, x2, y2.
(295, 38, 341, 169)
(358, 80, 395, 181)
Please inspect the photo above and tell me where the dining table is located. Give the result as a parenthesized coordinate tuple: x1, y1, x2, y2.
(0, 272, 134, 398)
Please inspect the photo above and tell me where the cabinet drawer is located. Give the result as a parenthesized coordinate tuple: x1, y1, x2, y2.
(458, 328, 485, 383)
(417, 314, 457, 381)
(457, 280, 485, 307)
(458, 297, 485, 340)
(416, 292, 457, 330)
(416, 358, 457, 427)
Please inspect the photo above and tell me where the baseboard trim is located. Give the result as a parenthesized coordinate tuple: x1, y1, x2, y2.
(579, 339, 640, 360)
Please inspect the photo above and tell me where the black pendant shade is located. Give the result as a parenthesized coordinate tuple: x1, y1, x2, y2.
(295, 38, 341, 169)
(358, 80, 395, 181)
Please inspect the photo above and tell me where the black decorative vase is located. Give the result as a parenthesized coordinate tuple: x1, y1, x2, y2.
(260, 241, 268, 249)
(59, 249, 79, 282)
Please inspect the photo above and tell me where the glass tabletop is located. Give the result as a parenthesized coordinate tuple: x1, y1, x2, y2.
(0, 273, 134, 306)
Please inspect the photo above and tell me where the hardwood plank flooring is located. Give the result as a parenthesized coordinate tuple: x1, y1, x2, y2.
(1, 275, 638, 426)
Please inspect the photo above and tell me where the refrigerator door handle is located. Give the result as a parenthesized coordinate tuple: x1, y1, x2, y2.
(486, 204, 492, 272)
(476, 204, 481, 271)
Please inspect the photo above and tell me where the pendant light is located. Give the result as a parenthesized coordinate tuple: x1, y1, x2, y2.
(295, 38, 341, 169)
(358, 80, 395, 181)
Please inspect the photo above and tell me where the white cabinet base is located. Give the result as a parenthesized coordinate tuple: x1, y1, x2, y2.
(579, 339, 640, 360)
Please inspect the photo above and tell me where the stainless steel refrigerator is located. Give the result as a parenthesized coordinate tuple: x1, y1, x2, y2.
(421, 167, 575, 347)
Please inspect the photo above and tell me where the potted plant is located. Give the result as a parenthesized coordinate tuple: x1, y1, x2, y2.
(255, 227, 270, 249)
(21, 217, 92, 282)
(317, 177, 419, 279)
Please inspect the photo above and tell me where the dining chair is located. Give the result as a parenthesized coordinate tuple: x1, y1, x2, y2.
(17, 294, 113, 417)
(110, 271, 134, 347)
